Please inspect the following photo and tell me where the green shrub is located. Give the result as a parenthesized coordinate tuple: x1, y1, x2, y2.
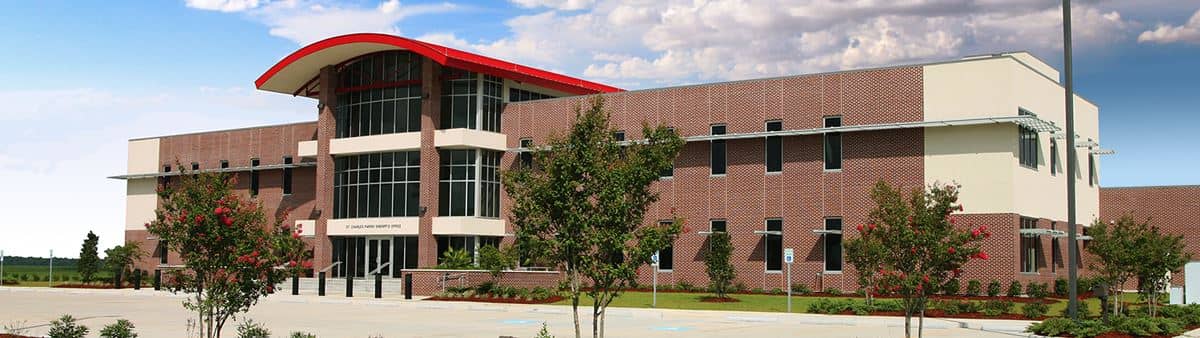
(751, 288, 764, 294)
(1159, 304, 1200, 326)
(1077, 277, 1096, 294)
(236, 319, 270, 338)
(1025, 282, 1049, 299)
(436, 247, 473, 269)
(1108, 316, 1185, 337)
(536, 322, 554, 338)
(806, 298, 855, 314)
(965, 280, 982, 296)
(986, 280, 1002, 297)
(676, 281, 696, 292)
(980, 300, 1014, 317)
(47, 315, 89, 338)
(1026, 317, 1076, 337)
(289, 332, 316, 338)
(99, 319, 137, 338)
(872, 300, 904, 312)
(823, 288, 843, 296)
(942, 279, 961, 295)
(1058, 300, 1093, 318)
(790, 283, 811, 295)
(932, 299, 978, 315)
(769, 288, 784, 295)
(1053, 278, 1068, 297)
(734, 282, 748, 292)
(1021, 302, 1049, 319)
(1006, 281, 1023, 297)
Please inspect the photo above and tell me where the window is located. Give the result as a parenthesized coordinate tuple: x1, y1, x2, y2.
(283, 156, 293, 195)
(710, 219, 727, 233)
(509, 88, 555, 102)
(613, 131, 625, 142)
(710, 124, 727, 175)
(1020, 217, 1040, 273)
(334, 51, 422, 138)
(436, 235, 476, 265)
(1050, 138, 1058, 176)
(479, 151, 501, 218)
(824, 218, 843, 272)
(439, 149, 477, 216)
(519, 138, 534, 169)
(765, 120, 782, 173)
(481, 75, 503, 132)
(1088, 153, 1096, 187)
(162, 165, 172, 186)
(250, 158, 260, 197)
(220, 160, 229, 169)
(440, 70, 502, 132)
(824, 116, 842, 170)
(657, 220, 674, 271)
(1051, 222, 1059, 273)
(159, 240, 168, 264)
(333, 152, 421, 219)
(191, 162, 199, 171)
(1018, 110, 1038, 169)
(661, 128, 676, 178)
(765, 219, 783, 272)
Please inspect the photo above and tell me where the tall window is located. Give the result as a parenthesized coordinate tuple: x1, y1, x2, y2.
(220, 160, 229, 169)
(1050, 222, 1059, 273)
(613, 131, 625, 141)
(509, 88, 555, 102)
(824, 116, 842, 170)
(657, 220, 674, 271)
(1050, 138, 1058, 176)
(479, 151, 501, 218)
(333, 151, 421, 218)
(824, 218, 843, 272)
(250, 158, 260, 197)
(710, 124, 727, 175)
(765, 120, 782, 173)
(660, 127, 676, 178)
(519, 138, 534, 168)
(481, 75, 503, 132)
(439, 149, 477, 216)
(1018, 110, 1038, 169)
(191, 162, 199, 171)
(162, 165, 172, 186)
(334, 51, 422, 138)
(159, 240, 168, 264)
(765, 219, 783, 272)
(1020, 217, 1039, 273)
(710, 219, 727, 233)
(440, 69, 479, 130)
(1088, 153, 1096, 187)
(282, 156, 294, 195)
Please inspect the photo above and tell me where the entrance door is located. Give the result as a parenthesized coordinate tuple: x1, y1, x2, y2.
(365, 237, 392, 278)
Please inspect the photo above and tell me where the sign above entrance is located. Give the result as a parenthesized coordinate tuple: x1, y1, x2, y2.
(327, 217, 419, 236)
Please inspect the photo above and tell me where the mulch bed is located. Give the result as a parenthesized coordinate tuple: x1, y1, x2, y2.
(51, 284, 117, 289)
(426, 295, 564, 304)
(700, 296, 741, 303)
(837, 309, 1046, 321)
(1, 334, 37, 338)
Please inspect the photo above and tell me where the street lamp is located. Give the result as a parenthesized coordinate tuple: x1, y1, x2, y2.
(1063, 0, 1080, 320)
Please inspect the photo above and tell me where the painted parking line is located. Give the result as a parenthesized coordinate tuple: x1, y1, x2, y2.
(726, 315, 778, 323)
(501, 319, 538, 325)
(651, 326, 691, 332)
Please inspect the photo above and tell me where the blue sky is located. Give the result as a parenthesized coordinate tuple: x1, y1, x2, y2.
(1, 0, 1198, 257)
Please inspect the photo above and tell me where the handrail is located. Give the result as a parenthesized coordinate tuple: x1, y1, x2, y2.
(320, 261, 342, 273)
(439, 272, 468, 292)
(368, 262, 391, 276)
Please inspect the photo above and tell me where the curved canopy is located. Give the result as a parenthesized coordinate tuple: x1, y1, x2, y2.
(255, 33, 622, 96)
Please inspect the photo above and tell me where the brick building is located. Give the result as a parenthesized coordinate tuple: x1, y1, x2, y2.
(1099, 185, 1200, 287)
(113, 33, 1125, 293)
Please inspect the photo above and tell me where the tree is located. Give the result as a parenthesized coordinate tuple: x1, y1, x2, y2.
(844, 225, 886, 305)
(503, 96, 684, 338)
(78, 231, 101, 284)
(844, 181, 989, 338)
(1134, 223, 1189, 317)
(704, 231, 736, 299)
(104, 242, 144, 286)
(146, 169, 307, 338)
(478, 244, 518, 284)
(1087, 216, 1190, 317)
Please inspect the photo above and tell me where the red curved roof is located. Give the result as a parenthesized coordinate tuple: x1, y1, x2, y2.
(255, 33, 621, 96)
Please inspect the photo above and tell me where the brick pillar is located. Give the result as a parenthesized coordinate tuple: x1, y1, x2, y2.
(418, 58, 442, 268)
(314, 66, 337, 271)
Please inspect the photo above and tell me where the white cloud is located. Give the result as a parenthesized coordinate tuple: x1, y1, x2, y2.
(1138, 9, 1200, 44)
(185, 0, 265, 12)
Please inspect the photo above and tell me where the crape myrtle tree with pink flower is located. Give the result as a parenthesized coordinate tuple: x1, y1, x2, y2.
(146, 166, 309, 338)
(845, 181, 991, 338)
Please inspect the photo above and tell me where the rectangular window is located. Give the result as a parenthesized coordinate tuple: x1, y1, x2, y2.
(1020, 217, 1040, 273)
(220, 160, 229, 169)
(333, 51, 422, 138)
(1051, 222, 1059, 273)
(162, 165, 172, 186)
(519, 138, 534, 169)
(710, 124, 727, 175)
(824, 218, 843, 272)
(765, 120, 782, 173)
(191, 162, 199, 171)
(479, 150, 502, 218)
(1088, 153, 1096, 187)
(439, 68, 480, 130)
(159, 240, 168, 264)
(824, 117, 842, 170)
(1018, 110, 1038, 169)
(661, 128, 675, 178)
(766, 219, 783, 272)
(710, 219, 727, 233)
(613, 131, 626, 142)
(283, 156, 293, 195)
(1050, 138, 1058, 176)
(657, 220, 674, 271)
(250, 158, 260, 197)
(508, 88, 555, 102)
(439, 149, 477, 216)
(333, 152, 420, 219)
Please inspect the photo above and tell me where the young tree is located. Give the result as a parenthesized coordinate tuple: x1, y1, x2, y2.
(78, 231, 101, 284)
(1134, 223, 1189, 317)
(847, 181, 989, 338)
(504, 96, 684, 338)
(704, 231, 736, 299)
(844, 227, 886, 305)
(103, 242, 144, 286)
(1085, 217, 1143, 317)
(478, 244, 518, 285)
(146, 169, 307, 338)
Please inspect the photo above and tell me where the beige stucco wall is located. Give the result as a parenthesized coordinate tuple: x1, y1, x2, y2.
(433, 128, 508, 151)
(329, 132, 421, 155)
(924, 54, 1100, 223)
(125, 138, 161, 231)
(327, 217, 420, 236)
(432, 217, 506, 236)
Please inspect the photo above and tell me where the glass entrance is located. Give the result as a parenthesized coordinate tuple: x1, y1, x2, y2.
(333, 236, 416, 278)
(365, 237, 392, 277)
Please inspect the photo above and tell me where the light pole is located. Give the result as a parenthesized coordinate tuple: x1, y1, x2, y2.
(49, 249, 54, 287)
(1063, 0, 1080, 320)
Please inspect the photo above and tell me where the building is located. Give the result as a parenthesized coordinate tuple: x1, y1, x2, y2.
(114, 33, 1118, 293)
(1099, 185, 1200, 288)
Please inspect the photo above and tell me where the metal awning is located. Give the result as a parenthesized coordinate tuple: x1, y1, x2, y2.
(696, 230, 714, 236)
(1021, 228, 1067, 237)
(1077, 235, 1093, 241)
(508, 115, 1061, 152)
(1075, 139, 1099, 148)
(108, 162, 317, 180)
(1090, 148, 1116, 155)
(811, 229, 843, 235)
(754, 230, 783, 236)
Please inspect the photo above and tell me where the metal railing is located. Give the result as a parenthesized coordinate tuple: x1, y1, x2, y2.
(439, 272, 467, 292)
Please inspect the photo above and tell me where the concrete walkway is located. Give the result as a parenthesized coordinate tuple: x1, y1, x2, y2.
(0, 286, 1055, 337)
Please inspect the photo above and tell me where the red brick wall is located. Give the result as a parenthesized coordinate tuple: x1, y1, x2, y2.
(500, 67, 925, 292)
(1100, 185, 1200, 286)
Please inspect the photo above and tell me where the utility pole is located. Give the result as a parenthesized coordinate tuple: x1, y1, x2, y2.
(1063, 0, 1080, 320)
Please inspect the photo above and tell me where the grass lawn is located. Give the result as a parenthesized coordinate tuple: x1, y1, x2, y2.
(2, 265, 84, 285)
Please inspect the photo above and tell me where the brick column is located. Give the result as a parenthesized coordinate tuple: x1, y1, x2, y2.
(314, 66, 337, 271)
(418, 58, 442, 268)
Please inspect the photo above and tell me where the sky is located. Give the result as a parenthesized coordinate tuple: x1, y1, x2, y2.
(0, 0, 1198, 258)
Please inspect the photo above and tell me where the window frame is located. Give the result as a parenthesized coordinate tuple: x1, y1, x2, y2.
(823, 217, 843, 273)
(709, 219, 727, 233)
(660, 127, 676, 179)
(1018, 110, 1039, 170)
(250, 158, 260, 197)
(282, 156, 294, 195)
(765, 120, 783, 174)
(710, 124, 727, 176)
(823, 116, 843, 171)
(1019, 217, 1040, 274)
(656, 220, 675, 271)
(518, 138, 534, 169)
(1050, 138, 1058, 176)
(765, 218, 783, 273)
